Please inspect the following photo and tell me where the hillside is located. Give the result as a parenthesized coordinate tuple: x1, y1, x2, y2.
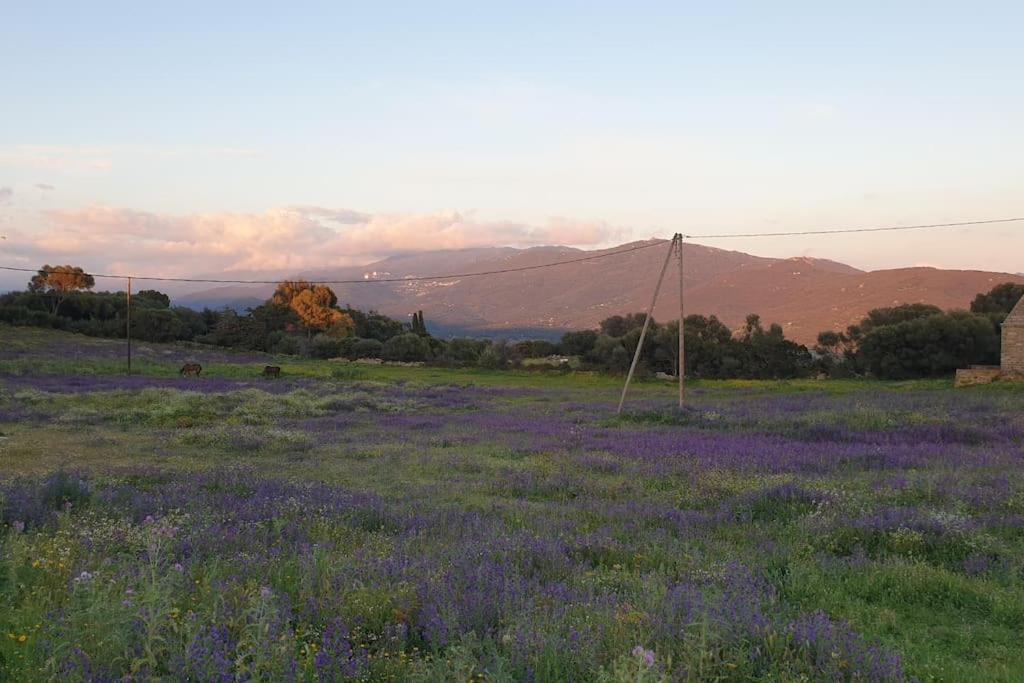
(177, 241, 1023, 344)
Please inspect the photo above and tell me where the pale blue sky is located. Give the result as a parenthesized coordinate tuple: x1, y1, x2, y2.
(1, 1, 1022, 280)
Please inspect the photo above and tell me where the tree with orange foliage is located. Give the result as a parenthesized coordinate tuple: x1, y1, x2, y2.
(28, 265, 96, 315)
(271, 280, 354, 338)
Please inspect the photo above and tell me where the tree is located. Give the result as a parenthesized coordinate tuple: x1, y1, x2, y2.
(814, 330, 858, 378)
(857, 311, 999, 379)
(409, 310, 429, 336)
(653, 322, 680, 375)
(271, 280, 319, 307)
(291, 289, 351, 336)
(381, 333, 431, 362)
(590, 334, 631, 371)
(679, 314, 735, 378)
(245, 302, 299, 351)
(599, 313, 649, 338)
(444, 338, 489, 364)
(731, 314, 811, 379)
(514, 340, 558, 358)
(478, 340, 520, 369)
(349, 338, 384, 359)
(971, 282, 1024, 324)
(202, 309, 248, 348)
(345, 308, 404, 341)
(560, 330, 598, 357)
(135, 290, 170, 308)
(859, 304, 943, 333)
(271, 280, 354, 339)
(130, 308, 188, 342)
(27, 265, 95, 315)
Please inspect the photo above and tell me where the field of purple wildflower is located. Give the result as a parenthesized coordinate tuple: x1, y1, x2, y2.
(2, 326, 1024, 681)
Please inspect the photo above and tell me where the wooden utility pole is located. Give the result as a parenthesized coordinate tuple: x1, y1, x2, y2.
(126, 277, 132, 375)
(617, 236, 678, 414)
(677, 234, 685, 409)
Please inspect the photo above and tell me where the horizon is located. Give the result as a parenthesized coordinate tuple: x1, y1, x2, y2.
(4, 237, 1019, 307)
(3, 236, 1023, 301)
(2, 3, 1023, 285)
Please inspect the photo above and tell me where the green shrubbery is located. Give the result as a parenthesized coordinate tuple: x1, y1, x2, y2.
(815, 285, 1016, 379)
(3, 265, 1019, 380)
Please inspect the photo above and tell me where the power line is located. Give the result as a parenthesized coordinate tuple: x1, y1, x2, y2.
(684, 216, 1024, 239)
(1, 215, 1021, 286)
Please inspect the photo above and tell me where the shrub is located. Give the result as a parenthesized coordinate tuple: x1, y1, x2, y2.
(349, 338, 383, 359)
(310, 333, 345, 359)
(381, 333, 430, 362)
(443, 338, 489, 364)
(265, 331, 301, 355)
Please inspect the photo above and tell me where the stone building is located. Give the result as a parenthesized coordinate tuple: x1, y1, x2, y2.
(955, 293, 1024, 386)
(1002, 293, 1024, 376)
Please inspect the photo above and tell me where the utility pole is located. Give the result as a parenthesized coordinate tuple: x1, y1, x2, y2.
(126, 277, 132, 375)
(617, 236, 677, 414)
(678, 234, 685, 409)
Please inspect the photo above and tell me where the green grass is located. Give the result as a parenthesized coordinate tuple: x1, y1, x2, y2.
(2, 325, 1024, 680)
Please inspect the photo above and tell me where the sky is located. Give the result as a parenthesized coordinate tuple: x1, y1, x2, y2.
(1, 1, 1023, 290)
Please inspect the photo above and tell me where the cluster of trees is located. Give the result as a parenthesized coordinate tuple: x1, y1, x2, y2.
(0, 265, 212, 342)
(560, 312, 813, 379)
(0, 268, 508, 364)
(165, 280, 413, 356)
(2, 265, 1020, 380)
(815, 282, 1024, 379)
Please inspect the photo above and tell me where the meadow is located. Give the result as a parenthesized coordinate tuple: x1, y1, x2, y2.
(2, 326, 1023, 682)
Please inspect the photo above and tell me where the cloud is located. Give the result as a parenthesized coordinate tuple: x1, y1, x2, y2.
(0, 187, 11, 204)
(0, 145, 112, 171)
(0, 145, 260, 173)
(8, 205, 623, 278)
(35, 183, 55, 191)
(286, 206, 372, 224)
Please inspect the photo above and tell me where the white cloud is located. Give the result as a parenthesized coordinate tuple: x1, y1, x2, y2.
(7, 205, 623, 277)
(0, 145, 112, 171)
(0, 187, 12, 204)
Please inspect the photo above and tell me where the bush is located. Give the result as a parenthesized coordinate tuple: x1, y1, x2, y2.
(310, 334, 346, 359)
(444, 338, 489, 364)
(478, 340, 519, 369)
(265, 331, 301, 355)
(560, 329, 598, 357)
(381, 333, 430, 362)
(0, 305, 61, 328)
(858, 311, 999, 379)
(514, 340, 559, 358)
(349, 338, 383, 359)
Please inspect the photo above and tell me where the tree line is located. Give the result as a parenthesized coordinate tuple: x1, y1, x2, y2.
(815, 282, 1023, 379)
(1, 264, 1020, 379)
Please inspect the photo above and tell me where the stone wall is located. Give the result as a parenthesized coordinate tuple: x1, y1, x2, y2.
(955, 366, 1002, 387)
(1004, 324, 1024, 376)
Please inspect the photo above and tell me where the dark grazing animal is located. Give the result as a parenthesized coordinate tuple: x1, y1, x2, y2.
(179, 363, 202, 377)
(262, 365, 281, 378)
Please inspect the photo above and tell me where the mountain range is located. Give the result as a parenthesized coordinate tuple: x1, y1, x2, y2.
(176, 241, 1024, 344)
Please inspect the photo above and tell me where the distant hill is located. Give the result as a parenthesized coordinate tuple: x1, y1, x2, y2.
(175, 241, 1024, 344)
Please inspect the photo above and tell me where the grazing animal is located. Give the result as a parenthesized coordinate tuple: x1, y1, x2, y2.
(179, 362, 202, 377)
(262, 365, 281, 378)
